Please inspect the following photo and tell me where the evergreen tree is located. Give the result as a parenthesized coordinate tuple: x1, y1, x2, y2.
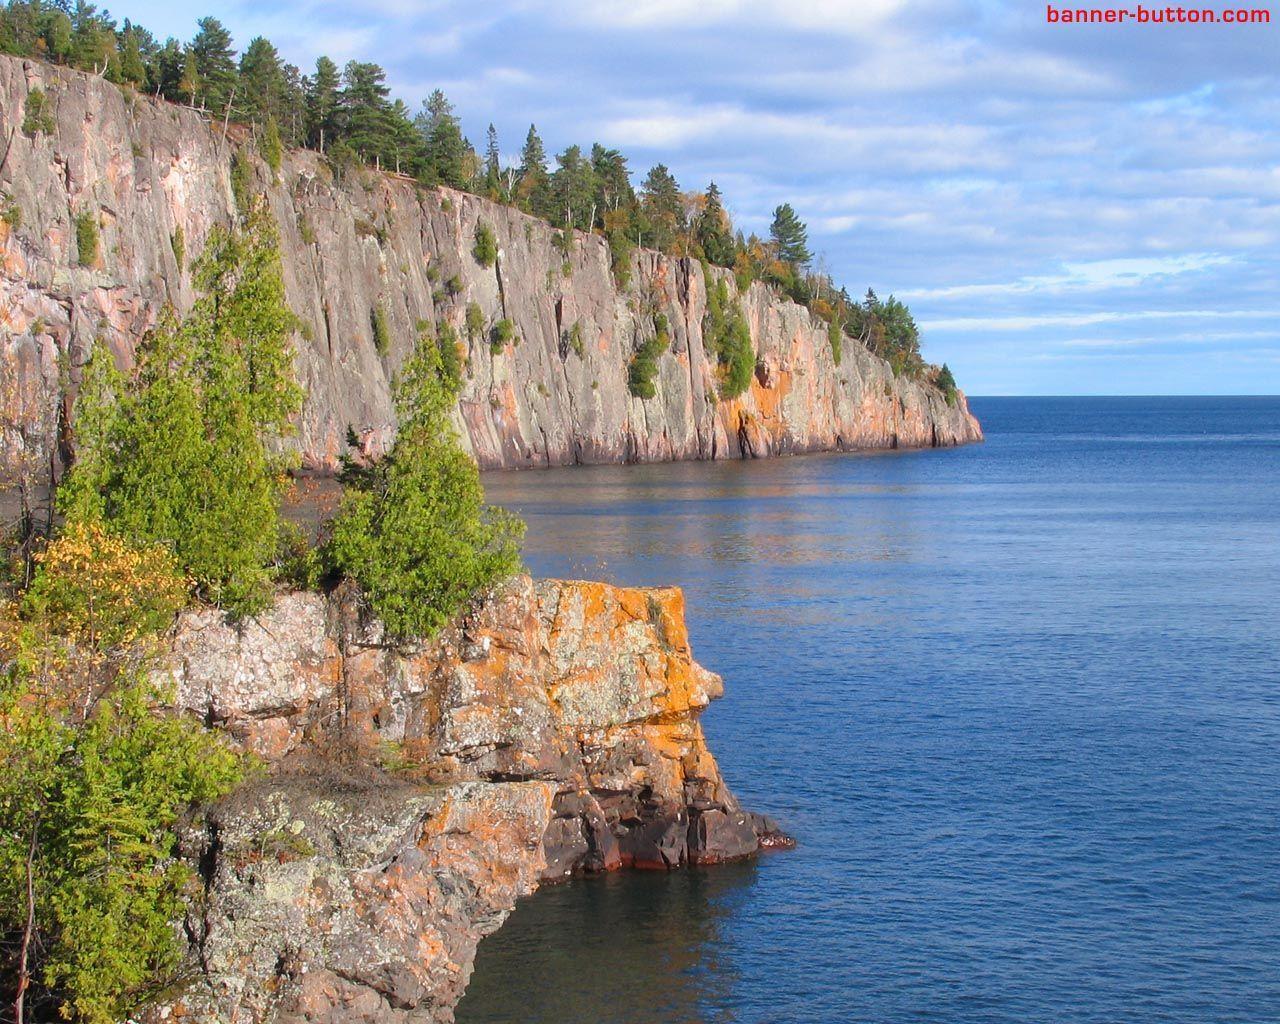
(59, 203, 302, 617)
(327, 339, 523, 640)
(696, 182, 735, 267)
(516, 123, 550, 217)
(304, 55, 340, 151)
(639, 163, 682, 252)
(340, 60, 395, 165)
(770, 202, 812, 268)
(417, 89, 468, 189)
(550, 144, 596, 231)
(190, 16, 236, 112)
(483, 122, 501, 197)
(238, 35, 285, 125)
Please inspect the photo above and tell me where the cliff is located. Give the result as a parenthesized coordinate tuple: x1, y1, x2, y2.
(154, 576, 787, 1024)
(0, 56, 981, 476)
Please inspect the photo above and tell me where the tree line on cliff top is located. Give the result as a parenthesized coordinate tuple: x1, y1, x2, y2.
(0, 0, 957, 386)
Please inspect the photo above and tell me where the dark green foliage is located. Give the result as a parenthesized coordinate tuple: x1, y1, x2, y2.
(828, 319, 843, 366)
(230, 150, 253, 215)
(703, 276, 754, 399)
(490, 317, 515, 354)
(472, 221, 498, 267)
(191, 17, 236, 112)
(326, 340, 523, 640)
(436, 321, 462, 388)
(58, 205, 303, 617)
(22, 85, 55, 136)
(936, 363, 958, 405)
(262, 116, 283, 174)
(608, 225, 634, 290)
(770, 203, 812, 268)
(697, 183, 735, 267)
(844, 289, 924, 378)
(417, 89, 470, 190)
(639, 164, 682, 252)
(627, 313, 671, 400)
(371, 304, 391, 355)
(465, 302, 485, 340)
(74, 210, 99, 266)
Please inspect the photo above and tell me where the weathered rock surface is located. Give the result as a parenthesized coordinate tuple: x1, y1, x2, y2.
(154, 576, 786, 1024)
(0, 56, 981, 477)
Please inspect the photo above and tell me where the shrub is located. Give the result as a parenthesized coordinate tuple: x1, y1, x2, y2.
(936, 363, 958, 406)
(327, 340, 523, 640)
(490, 317, 515, 355)
(627, 313, 671, 400)
(828, 319, 843, 367)
(59, 205, 303, 618)
(230, 150, 253, 215)
(371, 305, 391, 355)
(0, 524, 240, 1024)
(170, 225, 185, 268)
(74, 210, 99, 266)
(1, 192, 20, 230)
(262, 116, 283, 174)
(436, 321, 462, 388)
(21, 86, 55, 137)
(472, 221, 498, 267)
(446, 274, 463, 297)
(568, 321, 585, 359)
(465, 302, 485, 340)
(703, 277, 754, 399)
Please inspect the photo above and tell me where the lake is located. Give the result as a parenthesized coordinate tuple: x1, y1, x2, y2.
(457, 396, 1280, 1024)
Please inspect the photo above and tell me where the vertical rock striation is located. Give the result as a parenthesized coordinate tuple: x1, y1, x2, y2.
(156, 576, 787, 1023)
(0, 56, 981, 477)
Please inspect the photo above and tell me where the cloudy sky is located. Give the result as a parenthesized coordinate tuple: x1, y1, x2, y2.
(128, 0, 1279, 395)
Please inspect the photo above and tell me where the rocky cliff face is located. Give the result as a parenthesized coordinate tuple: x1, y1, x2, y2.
(155, 576, 785, 1024)
(0, 57, 981, 476)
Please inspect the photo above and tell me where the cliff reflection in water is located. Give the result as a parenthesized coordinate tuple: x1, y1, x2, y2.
(457, 864, 756, 1024)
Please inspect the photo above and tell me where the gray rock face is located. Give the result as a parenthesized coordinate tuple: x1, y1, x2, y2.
(0, 56, 981, 477)
(154, 576, 787, 1024)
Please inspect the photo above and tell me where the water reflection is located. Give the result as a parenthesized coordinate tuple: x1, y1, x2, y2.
(456, 864, 759, 1024)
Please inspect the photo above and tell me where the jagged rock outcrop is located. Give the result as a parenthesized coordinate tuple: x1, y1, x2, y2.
(0, 56, 980, 477)
(154, 576, 786, 1024)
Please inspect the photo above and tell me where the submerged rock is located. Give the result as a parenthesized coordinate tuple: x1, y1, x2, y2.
(153, 576, 788, 1023)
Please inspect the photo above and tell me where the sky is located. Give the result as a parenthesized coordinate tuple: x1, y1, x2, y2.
(125, 0, 1280, 395)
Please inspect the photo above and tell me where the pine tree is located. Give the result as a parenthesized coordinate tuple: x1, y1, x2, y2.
(238, 36, 285, 125)
(517, 123, 550, 217)
(770, 202, 812, 268)
(190, 16, 236, 112)
(639, 163, 682, 252)
(484, 123, 501, 197)
(305, 56, 340, 151)
(697, 182, 735, 267)
(417, 89, 468, 189)
(550, 144, 597, 231)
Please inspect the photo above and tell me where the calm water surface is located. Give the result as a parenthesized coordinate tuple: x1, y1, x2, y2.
(457, 397, 1280, 1024)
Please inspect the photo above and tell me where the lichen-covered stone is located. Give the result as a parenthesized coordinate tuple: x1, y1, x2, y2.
(153, 576, 787, 1023)
(0, 56, 980, 480)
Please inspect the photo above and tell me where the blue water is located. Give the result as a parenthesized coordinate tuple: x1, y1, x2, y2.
(458, 397, 1280, 1024)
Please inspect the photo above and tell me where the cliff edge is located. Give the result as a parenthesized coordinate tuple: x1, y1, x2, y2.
(153, 575, 785, 1024)
(0, 56, 981, 475)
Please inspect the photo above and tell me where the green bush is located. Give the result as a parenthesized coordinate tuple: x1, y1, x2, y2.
(1, 191, 21, 230)
(567, 321, 585, 359)
(490, 317, 515, 354)
(472, 221, 498, 267)
(446, 274, 463, 297)
(22, 86, 55, 136)
(627, 313, 671, 400)
(327, 341, 523, 640)
(936, 363, 958, 406)
(436, 321, 462, 388)
(74, 210, 99, 266)
(371, 304, 391, 355)
(703, 277, 754, 399)
(828, 319, 843, 367)
(59, 205, 303, 618)
(465, 302, 485, 340)
(170, 225, 185, 268)
(0, 523, 242, 1024)
(230, 150, 253, 215)
(262, 116, 283, 174)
